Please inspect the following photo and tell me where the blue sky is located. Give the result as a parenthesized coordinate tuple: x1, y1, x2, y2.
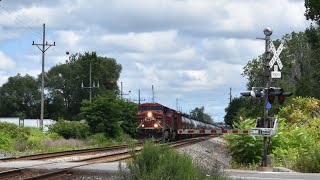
(0, 0, 311, 122)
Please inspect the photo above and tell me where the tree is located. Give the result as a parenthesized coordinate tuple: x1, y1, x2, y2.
(80, 92, 122, 138)
(118, 100, 138, 138)
(190, 106, 213, 124)
(45, 52, 122, 120)
(80, 91, 138, 138)
(224, 97, 262, 127)
(0, 74, 40, 118)
(305, 0, 320, 25)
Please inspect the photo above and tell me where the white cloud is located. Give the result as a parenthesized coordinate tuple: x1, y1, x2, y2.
(0, 52, 16, 70)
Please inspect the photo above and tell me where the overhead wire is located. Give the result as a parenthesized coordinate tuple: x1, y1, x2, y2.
(0, 3, 66, 58)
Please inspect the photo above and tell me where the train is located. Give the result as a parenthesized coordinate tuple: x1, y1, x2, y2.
(137, 102, 218, 140)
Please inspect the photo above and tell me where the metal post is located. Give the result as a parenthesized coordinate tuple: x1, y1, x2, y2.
(121, 82, 123, 100)
(152, 85, 154, 103)
(262, 28, 272, 167)
(89, 62, 92, 102)
(133, 90, 145, 104)
(81, 59, 98, 102)
(40, 23, 45, 130)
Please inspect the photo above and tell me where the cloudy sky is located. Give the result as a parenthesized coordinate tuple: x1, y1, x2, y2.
(0, 0, 311, 122)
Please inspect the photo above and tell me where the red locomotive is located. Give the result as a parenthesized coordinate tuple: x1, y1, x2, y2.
(137, 102, 217, 140)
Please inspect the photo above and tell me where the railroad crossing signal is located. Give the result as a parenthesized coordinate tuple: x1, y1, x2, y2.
(269, 42, 283, 70)
(267, 87, 292, 105)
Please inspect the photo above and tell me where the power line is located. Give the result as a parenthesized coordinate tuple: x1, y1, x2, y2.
(0, 4, 43, 38)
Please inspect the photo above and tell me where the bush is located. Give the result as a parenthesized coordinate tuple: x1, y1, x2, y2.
(0, 132, 14, 152)
(48, 119, 91, 139)
(226, 119, 263, 166)
(295, 144, 320, 172)
(120, 141, 223, 180)
(0, 122, 29, 140)
(86, 133, 110, 147)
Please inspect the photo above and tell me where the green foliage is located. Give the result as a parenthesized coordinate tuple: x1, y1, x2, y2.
(278, 97, 320, 125)
(225, 119, 263, 166)
(118, 101, 138, 138)
(0, 132, 14, 152)
(48, 119, 91, 139)
(86, 133, 114, 147)
(81, 92, 122, 138)
(190, 106, 214, 124)
(305, 0, 320, 25)
(227, 97, 320, 172)
(45, 52, 122, 120)
(224, 97, 262, 127)
(295, 144, 320, 172)
(80, 91, 138, 139)
(121, 141, 222, 180)
(0, 74, 40, 118)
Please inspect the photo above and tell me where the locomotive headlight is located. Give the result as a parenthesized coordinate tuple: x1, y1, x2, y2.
(154, 123, 158, 128)
(141, 124, 145, 128)
(147, 111, 153, 118)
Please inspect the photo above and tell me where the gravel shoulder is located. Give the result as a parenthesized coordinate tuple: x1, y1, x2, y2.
(176, 136, 231, 176)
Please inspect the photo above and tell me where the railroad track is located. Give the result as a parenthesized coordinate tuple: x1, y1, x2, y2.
(0, 136, 214, 179)
(0, 143, 141, 162)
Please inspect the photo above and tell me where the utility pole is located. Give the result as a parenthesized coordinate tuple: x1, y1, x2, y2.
(229, 87, 232, 103)
(81, 60, 99, 102)
(133, 90, 145, 105)
(120, 82, 123, 100)
(176, 98, 179, 111)
(152, 85, 155, 103)
(32, 23, 55, 130)
(120, 82, 131, 100)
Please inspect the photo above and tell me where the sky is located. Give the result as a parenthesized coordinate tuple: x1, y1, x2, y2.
(0, 0, 311, 122)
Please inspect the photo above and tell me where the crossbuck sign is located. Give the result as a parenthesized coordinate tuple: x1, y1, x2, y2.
(269, 42, 284, 78)
(269, 42, 283, 69)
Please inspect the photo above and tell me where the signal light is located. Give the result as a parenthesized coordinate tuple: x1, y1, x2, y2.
(278, 92, 292, 105)
(267, 87, 292, 105)
(268, 88, 275, 104)
(241, 87, 292, 105)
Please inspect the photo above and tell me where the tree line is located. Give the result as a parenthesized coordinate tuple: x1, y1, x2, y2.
(0, 51, 214, 138)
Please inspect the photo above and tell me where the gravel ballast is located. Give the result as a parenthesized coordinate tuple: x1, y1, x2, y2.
(177, 137, 231, 176)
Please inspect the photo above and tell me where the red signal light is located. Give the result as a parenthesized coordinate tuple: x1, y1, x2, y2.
(278, 95, 285, 105)
(268, 95, 275, 104)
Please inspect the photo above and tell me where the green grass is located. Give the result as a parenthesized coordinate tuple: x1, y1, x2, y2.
(119, 141, 227, 180)
(0, 122, 136, 156)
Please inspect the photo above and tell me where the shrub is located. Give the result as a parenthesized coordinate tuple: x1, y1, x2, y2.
(0, 132, 14, 152)
(294, 145, 320, 173)
(0, 122, 29, 140)
(225, 118, 264, 166)
(48, 119, 91, 139)
(86, 133, 110, 147)
(120, 141, 223, 180)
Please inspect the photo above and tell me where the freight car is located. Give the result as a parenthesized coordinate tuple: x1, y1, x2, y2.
(137, 102, 217, 140)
